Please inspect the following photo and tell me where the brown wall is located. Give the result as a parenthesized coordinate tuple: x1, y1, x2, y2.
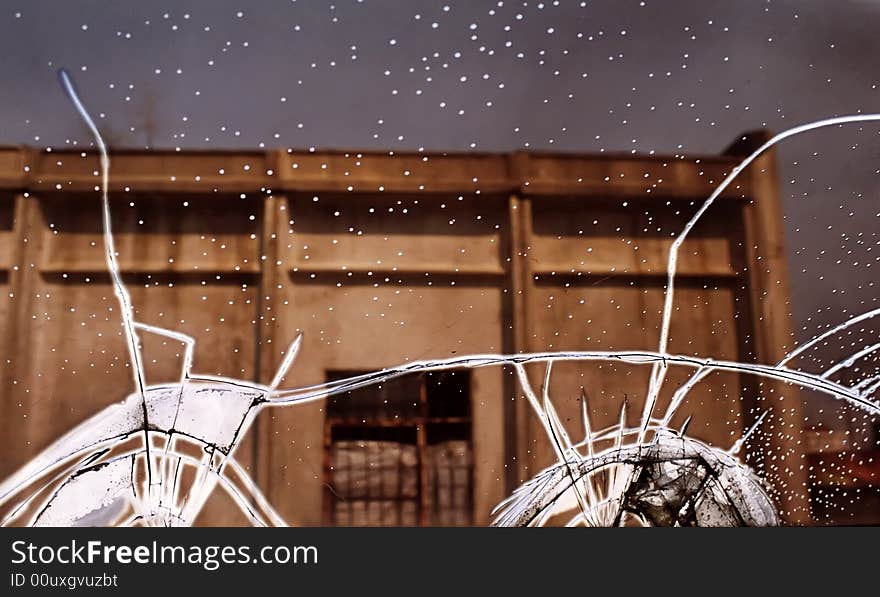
(0, 138, 809, 525)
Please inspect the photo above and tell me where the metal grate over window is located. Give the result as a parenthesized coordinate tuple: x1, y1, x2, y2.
(323, 370, 473, 526)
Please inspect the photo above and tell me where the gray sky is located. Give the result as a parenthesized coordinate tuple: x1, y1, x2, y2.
(2, 1, 878, 378)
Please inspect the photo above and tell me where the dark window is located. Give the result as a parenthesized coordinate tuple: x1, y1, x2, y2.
(324, 370, 473, 526)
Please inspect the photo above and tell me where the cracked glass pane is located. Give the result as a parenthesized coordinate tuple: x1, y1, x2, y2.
(1, 3, 878, 527)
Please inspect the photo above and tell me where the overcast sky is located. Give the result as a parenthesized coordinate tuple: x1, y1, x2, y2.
(1, 0, 878, 363)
